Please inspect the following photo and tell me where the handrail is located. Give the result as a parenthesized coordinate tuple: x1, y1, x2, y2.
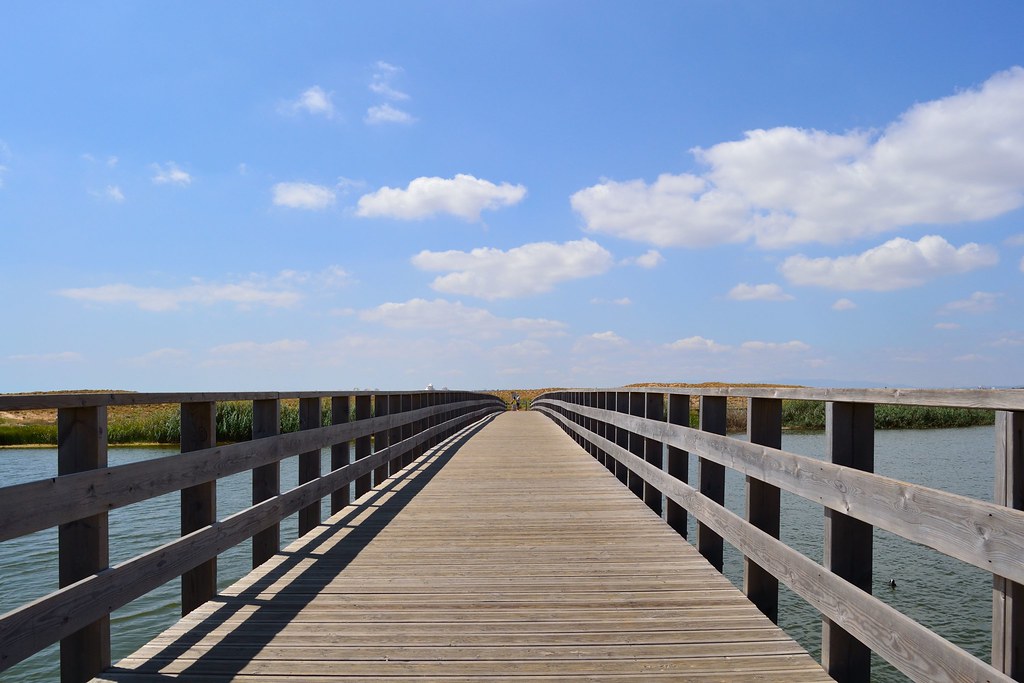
(533, 387, 1024, 683)
(0, 390, 505, 682)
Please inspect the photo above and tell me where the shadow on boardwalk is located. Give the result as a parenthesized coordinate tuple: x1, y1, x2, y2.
(99, 413, 500, 682)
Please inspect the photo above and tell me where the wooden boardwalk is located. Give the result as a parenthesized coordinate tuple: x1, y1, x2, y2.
(94, 411, 832, 682)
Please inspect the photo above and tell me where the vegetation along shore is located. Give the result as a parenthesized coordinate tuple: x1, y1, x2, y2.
(0, 386, 995, 447)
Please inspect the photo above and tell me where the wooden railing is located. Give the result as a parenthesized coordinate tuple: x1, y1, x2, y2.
(533, 387, 1024, 683)
(0, 390, 504, 682)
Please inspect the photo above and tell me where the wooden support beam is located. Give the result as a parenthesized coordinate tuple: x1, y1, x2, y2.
(297, 397, 321, 537)
(57, 405, 110, 683)
(251, 398, 280, 568)
(745, 397, 782, 623)
(330, 395, 351, 515)
(353, 395, 372, 498)
(822, 401, 874, 683)
(698, 396, 727, 571)
(644, 392, 665, 515)
(994, 410, 1023, 679)
(373, 394, 390, 487)
(665, 393, 689, 538)
(388, 394, 402, 476)
(180, 401, 216, 617)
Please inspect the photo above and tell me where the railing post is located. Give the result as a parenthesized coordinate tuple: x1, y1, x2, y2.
(697, 396, 726, 571)
(330, 395, 351, 515)
(615, 392, 629, 483)
(994, 409, 1023, 678)
(666, 393, 689, 537)
(354, 395, 372, 499)
(401, 394, 413, 467)
(388, 394, 402, 475)
(627, 392, 645, 500)
(298, 396, 321, 536)
(374, 393, 390, 486)
(644, 392, 665, 515)
(180, 400, 216, 616)
(604, 391, 616, 473)
(745, 397, 782, 623)
(57, 405, 110, 683)
(252, 398, 280, 568)
(595, 391, 607, 467)
(822, 401, 874, 683)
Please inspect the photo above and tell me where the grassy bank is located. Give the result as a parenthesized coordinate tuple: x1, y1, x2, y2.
(0, 390, 998, 446)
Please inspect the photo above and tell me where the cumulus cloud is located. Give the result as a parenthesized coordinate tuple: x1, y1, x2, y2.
(151, 161, 192, 186)
(832, 298, 857, 311)
(359, 298, 566, 339)
(365, 103, 415, 125)
(727, 282, 794, 301)
(101, 185, 125, 203)
(665, 336, 730, 353)
(284, 85, 335, 118)
(780, 235, 998, 290)
(740, 340, 810, 352)
(0, 139, 10, 187)
(591, 331, 626, 345)
(940, 291, 1001, 315)
(573, 67, 1024, 248)
(370, 61, 410, 101)
(412, 238, 614, 300)
(357, 174, 526, 221)
(935, 322, 961, 330)
(58, 267, 347, 312)
(272, 181, 336, 210)
(623, 249, 665, 269)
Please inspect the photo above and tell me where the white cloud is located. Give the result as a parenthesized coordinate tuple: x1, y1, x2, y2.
(151, 162, 192, 186)
(740, 340, 810, 352)
(955, 353, 989, 363)
(623, 249, 665, 269)
(573, 67, 1024, 248)
(412, 238, 614, 300)
(0, 140, 10, 187)
(728, 282, 794, 301)
(832, 298, 857, 311)
(934, 322, 961, 330)
(1004, 233, 1024, 247)
(370, 61, 410, 101)
(8, 351, 83, 362)
(284, 85, 335, 118)
(665, 336, 730, 353)
(572, 173, 750, 247)
(89, 185, 125, 202)
(590, 331, 626, 345)
(357, 174, 526, 221)
(272, 181, 336, 210)
(992, 333, 1024, 347)
(1020, 255, 1024, 273)
(781, 235, 998, 291)
(365, 103, 415, 125)
(58, 267, 347, 312)
(359, 298, 566, 339)
(940, 291, 1001, 315)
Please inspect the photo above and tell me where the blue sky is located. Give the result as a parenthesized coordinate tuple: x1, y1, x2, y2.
(2, 2, 1023, 392)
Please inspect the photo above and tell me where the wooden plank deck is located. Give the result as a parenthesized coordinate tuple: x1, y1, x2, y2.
(94, 411, 833, 682)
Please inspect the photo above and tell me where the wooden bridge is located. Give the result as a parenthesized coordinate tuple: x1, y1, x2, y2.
(0, 387, 1022, 682)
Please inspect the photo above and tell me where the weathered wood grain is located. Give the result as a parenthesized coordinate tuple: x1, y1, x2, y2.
(538, 397, 1024, 586)
(538, 405, 1014, 683)
(92, 412, 828, 682)
(0, 407, 499, 674)
(0, 398, 499, 542)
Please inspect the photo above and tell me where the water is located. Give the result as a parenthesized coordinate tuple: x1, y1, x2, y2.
(1, 428, 997, 682)
(0, 445, 345, 683)
(685, 426, 995, 682)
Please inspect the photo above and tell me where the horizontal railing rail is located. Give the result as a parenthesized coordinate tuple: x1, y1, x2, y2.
(533, 387, 1024, 683)
(0, 390, 505, 682)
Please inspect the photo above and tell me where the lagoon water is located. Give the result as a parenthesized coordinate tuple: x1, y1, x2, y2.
(1, 426, 997, 682)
